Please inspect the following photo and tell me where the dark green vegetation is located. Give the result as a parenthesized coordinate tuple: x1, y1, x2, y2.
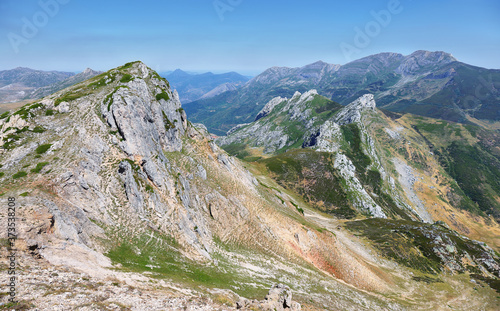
(2, 132, 23, 150)
(221, 142, 252, 161)
(12, 171, 28, 179)
(346, 218, 500, 292)
(32, 126, 45, 133)
(35, 144, 52, 154)
(0, 300, 35, 310)
(411, 63, 500, 122)
(119, 74, 133, 83)
(412, 119, 500, 220)
(13, 102, 43, 119)
(162, 111, 175, 130)
(54, 92, 86, 107)
(87, 76, 110, 89)
(30, 162, 49, 173)
(259, 149, 357, 219)
(118, 61, 137, 71)
(2, 125, 47, 151)
(156, 91, 170, 102)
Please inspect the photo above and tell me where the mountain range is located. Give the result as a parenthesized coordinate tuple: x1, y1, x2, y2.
(0, 67, 104, 105)
(25, 68, 103, 100)
(0, 61, 499, 310)
(184, 50, 500, 135)
(0, 67, 75, 104)
(164, 69, 250, 103)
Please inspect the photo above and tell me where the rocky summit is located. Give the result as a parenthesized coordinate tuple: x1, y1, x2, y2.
(1, 61, 500, 310)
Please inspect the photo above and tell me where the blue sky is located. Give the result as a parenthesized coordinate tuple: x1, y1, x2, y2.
(1, 0, 499, 75)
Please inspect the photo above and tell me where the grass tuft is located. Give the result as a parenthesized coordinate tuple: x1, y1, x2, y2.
(12, 171, 28, 179)
(35, 144, 52, 154)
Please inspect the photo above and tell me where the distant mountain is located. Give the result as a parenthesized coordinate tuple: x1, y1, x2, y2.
(0, 67, 75, 88)
(164, 69, 250, 103)
(184, 51, 500, 135)
(26, 68, 102, 100)
(199, 82, 241, 100)
(0, 67, 75, 103)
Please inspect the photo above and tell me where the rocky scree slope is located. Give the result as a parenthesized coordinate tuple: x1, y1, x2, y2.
(0, 61, 439, 310)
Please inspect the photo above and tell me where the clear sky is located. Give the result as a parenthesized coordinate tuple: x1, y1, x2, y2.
(1, 0, 499, 75)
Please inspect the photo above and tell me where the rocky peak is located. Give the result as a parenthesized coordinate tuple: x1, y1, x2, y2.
(335, 93, 376, 125)
(255, 96, 287, 121)
(81, 68, 98, 75)
(249, 66, 295, 84)
(300, 60, 341, 72)
(410, 50, 457, 62)
(396, 50, 457, 75)
(346, 52, 404, 67)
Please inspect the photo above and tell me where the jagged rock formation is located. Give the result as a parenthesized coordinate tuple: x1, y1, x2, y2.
(219, 89, 500, 229)
(219, 90, 341, 154)
(0, 62, 395, 309)
(218, 92, 393, 218)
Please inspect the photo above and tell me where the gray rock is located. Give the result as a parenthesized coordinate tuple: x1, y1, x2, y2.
(118, 161, 144, 214)
(265, 283, 292, 310)
(227, 123, 251, 135)
(57, 101, 70, 113)
(335, 93, 376, 125)
(255, 96, 286, 121)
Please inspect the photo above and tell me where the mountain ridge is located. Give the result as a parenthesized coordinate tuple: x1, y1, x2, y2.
(184, 50, 500, 135)
(0, 67, 76, 104)
(25, 68, 102, 100)
(164, 69, 250, 103)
